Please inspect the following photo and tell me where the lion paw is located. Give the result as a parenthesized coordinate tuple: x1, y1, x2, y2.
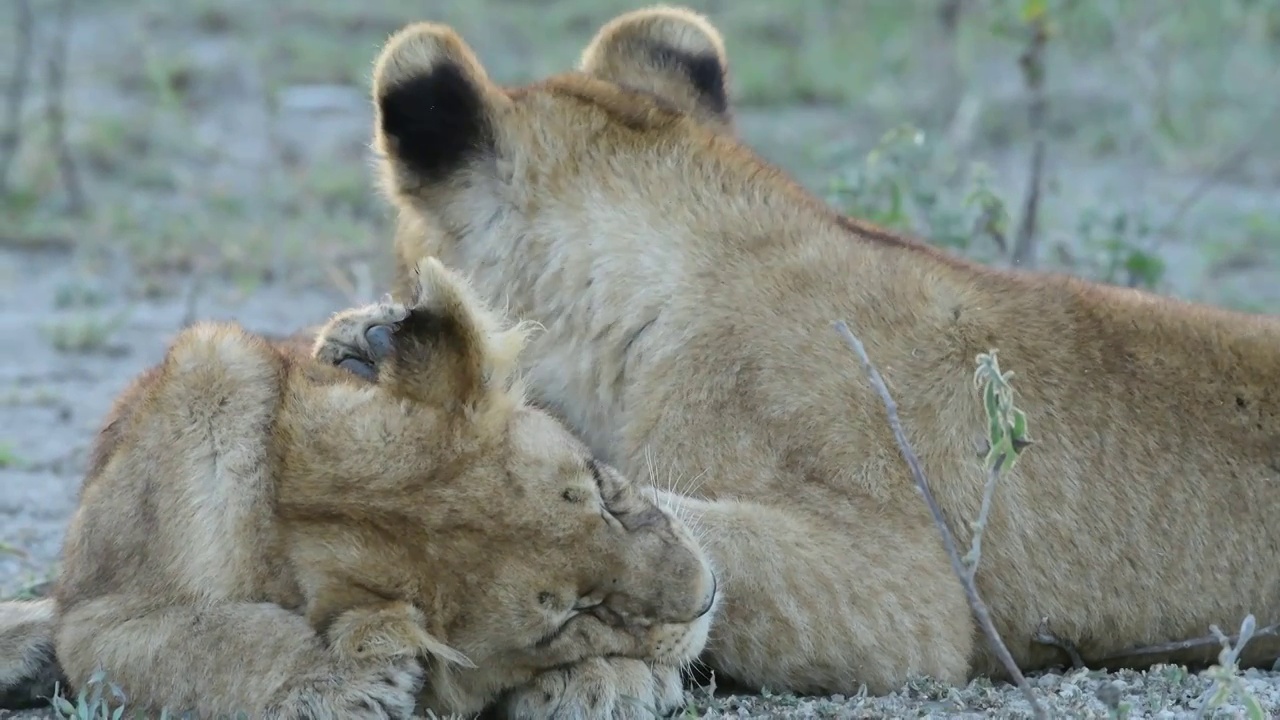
(499, 658, 685, 720)
(269, 653, 424, 720)
(313, 301, 410, 381)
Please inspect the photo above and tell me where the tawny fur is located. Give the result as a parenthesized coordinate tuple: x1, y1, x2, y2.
(0, 258, 716, 719)
(372, 5, 1280, 699)
(0, 598, 60, 709)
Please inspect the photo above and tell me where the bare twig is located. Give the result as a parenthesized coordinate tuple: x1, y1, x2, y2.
(938, 0, 964, 34)
(1011, 10, 1049, 267)
(0, 0, 34, 194)
(1034, 616, 1085, 669)
(936, 0, 967, 137)
(963, 454, 1005, 582)
(179, 264, 205, 330)
(1093, 620, 1280, 664)
(833, 321, 1046, 720)
(1033, 612, 1280, 672)
(45, 0, 86, 215)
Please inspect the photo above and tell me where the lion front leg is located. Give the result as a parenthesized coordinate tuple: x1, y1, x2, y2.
(494, 657, 685, 720)
(650, 490, 977, 697)
(54, 596, 425, 719)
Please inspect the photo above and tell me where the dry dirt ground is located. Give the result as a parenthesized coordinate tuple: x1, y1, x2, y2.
(4, 1, 1280, 718)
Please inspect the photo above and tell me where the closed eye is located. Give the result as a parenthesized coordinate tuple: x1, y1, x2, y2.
(533, 620, 570, 649)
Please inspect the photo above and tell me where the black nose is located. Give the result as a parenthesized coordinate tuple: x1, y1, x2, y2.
(695, 573, 717, 619)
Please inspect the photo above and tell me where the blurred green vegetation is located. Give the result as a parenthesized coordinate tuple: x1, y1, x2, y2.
(2, 0, 1278, 307)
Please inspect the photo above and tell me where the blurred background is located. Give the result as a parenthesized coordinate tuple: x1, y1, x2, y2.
(3, 0, 1280, 609)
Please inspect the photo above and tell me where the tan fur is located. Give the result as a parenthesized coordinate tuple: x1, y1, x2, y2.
(371, 5, 1280, 700)
(578, 5, 733, 132)
(0, 258, 716, 719)
(0, 598, 59, 709)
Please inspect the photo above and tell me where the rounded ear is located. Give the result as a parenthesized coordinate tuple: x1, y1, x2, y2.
(377, 257, 532, 419)
(371, 22, 508, 189)
(579, 6, 733, 131)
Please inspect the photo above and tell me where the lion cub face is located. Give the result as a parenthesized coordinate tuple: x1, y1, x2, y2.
(302, 258, 716, 706)
(451, 406, 716, 668)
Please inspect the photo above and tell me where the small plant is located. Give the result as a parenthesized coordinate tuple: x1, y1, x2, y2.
(0, 540, 28, 559)
(51, 668, 128, 720)
(1197, 614, 1267, 719)
(53, 281, 108, 310)
(1057, 206, 1166, 290)
(48, 668, 229, 720)
(1095, 679, 1132, 719)
(0, 441, 23, 469)
(826, 124, 1012, 260)
(964, 350, 1033, 576)
(41, 309, 131, 355)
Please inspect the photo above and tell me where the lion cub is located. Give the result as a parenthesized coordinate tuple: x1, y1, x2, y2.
(0, 258, 717, 719)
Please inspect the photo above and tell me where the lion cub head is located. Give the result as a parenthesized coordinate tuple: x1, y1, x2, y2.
(297, 258, 717, 712)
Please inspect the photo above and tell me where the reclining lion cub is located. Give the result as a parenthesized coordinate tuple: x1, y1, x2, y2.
(374, 5, 1280, 699)
(0, 258, 716, 719)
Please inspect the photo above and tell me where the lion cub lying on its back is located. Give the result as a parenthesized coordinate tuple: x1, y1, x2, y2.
(0, 258, 717, 719)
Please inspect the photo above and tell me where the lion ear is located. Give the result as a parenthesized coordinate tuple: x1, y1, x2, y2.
(379, 257, 530, 417)
(579, 6, 733, 130)
(371, 22, 508, 190)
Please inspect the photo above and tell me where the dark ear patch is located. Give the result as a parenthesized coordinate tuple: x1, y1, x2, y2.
(371, 22, 500, 185)
(377, 63, 492, 183)
(580, 6, 733, 129)
(646, 43, 728, 117)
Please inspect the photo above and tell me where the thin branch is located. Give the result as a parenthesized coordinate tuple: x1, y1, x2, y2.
(1094, 621, 1280, 664)
(833, 321, 1047, 720)
(0, 0, 34, 195)
(963, 453, 1005, 581)
(936, 0, 967, 139)
(1033, 616, 1085, 669)
(45, 0, 86, 215)
(1033, 609, 1279, 672)
(179, 262, 205, 330)
(1011, 12, 1049, 267)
